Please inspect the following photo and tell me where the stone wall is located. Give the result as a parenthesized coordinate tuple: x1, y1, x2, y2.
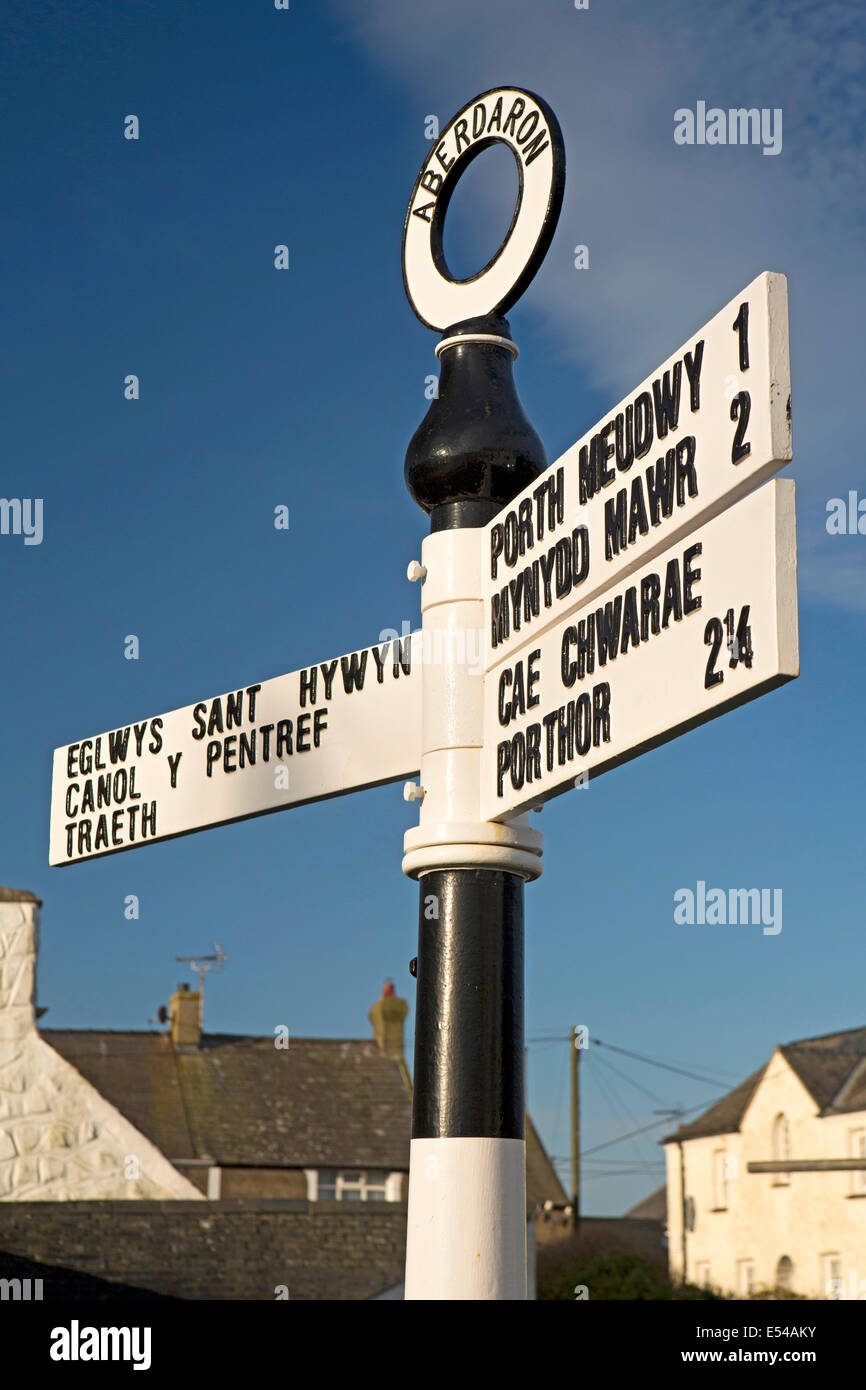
(0, 894, 201, 1202)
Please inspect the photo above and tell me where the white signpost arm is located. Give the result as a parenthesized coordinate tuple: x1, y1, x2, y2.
(482, 478, 799, 820)
(49, 635, 422, 866)
(482, 271, 792, 666)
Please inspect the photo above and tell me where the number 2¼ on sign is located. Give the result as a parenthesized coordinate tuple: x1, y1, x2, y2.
(704, 605, 753, 689)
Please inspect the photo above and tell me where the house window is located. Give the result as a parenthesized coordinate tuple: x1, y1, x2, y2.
(737, 1259, 755, 1295)
(771, 1113, 790, 1184)
(775, 1255, 793, 1292)
(305, 1169, 402, 1202)
(850, 1129, 866, 1196)
(823, 1253, 843, 1299)
(712, 1150, 728, 1209)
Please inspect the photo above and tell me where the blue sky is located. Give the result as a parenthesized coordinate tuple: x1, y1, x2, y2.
(1, 0, 864, 1214)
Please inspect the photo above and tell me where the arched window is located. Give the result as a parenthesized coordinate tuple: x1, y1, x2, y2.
(776, 1255, 794, 1292)
(772, 1113, 791, 1184)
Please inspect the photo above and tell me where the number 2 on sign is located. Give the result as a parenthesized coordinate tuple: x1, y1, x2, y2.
(704, 606, 753, 689)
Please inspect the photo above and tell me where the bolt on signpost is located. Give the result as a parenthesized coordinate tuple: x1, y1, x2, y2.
(48, 87, 798, 1302)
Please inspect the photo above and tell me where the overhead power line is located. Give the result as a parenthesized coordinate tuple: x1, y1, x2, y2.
(591, 1051, 665, 1106)
(527, 1027, 735, 1189)
(581, 1100, 711, 1157)
(592, 1037, 732, 1090)
(527, 1033, 736, 1089)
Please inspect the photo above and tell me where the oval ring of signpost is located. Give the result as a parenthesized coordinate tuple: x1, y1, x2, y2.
(402, 87, 565, 332)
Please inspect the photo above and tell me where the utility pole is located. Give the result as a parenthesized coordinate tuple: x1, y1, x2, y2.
(571, 1026, 581, 1231)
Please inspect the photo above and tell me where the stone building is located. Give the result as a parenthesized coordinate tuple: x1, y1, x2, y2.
(664, 1026, 866, 1299)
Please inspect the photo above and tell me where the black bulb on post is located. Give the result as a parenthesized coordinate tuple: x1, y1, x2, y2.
(404, 315, 548, 532)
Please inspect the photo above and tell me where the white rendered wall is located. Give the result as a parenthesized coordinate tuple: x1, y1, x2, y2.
(0, 898, 203, 1201)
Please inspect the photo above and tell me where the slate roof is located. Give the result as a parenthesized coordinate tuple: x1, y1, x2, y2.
(0, 886, 41, 904)
(43, 1030, 413, 1170)
(663, 1066, 767, 1144)
(623, 1184, 667, 1221)
(837, 1061, 866, 1114)
(0, 1246, 175, 1300)
(526, 1113, 569, 1207)
(42, 1027, 567, 1203)
(781, 1026, 866, 1112)
(0, 1200, 408, 1301)
(664, 1025, 866, 1144)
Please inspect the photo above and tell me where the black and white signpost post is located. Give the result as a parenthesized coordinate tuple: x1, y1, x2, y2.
(48, 87, 798, 1302)
(400, 88, 564, 1300)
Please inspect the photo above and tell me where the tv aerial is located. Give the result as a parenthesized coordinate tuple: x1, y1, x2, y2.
(173, 944, 227, 1027)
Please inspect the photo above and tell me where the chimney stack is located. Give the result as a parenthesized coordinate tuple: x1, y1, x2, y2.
(369, 980, 408, 1060)
(169, 982, 201, 1049)
(0, 888, 42, 1044)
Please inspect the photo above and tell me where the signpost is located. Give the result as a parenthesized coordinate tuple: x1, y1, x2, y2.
(48, 86, 799, 1302)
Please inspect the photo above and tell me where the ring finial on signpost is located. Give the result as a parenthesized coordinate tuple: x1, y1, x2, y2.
(402, 87, 565, 332)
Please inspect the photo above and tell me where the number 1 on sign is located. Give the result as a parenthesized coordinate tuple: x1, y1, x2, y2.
(732, 300, 750, 371)
(730, 301, 752, 464)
